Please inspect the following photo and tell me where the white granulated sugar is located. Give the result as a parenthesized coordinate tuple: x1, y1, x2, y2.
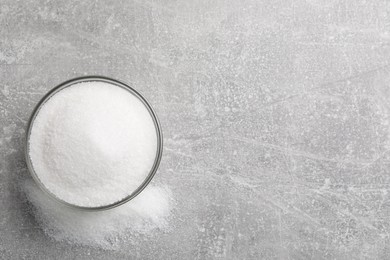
(24, 179, 173, 249)
(28, 81, 158, 207)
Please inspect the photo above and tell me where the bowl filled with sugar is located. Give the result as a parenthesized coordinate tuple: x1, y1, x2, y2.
(25, 76, 163, 211)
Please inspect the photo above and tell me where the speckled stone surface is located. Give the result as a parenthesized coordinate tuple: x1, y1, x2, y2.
(1, 0, 390, 259)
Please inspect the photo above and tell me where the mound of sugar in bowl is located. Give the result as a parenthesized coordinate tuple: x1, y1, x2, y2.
(27, 80, 159, 208)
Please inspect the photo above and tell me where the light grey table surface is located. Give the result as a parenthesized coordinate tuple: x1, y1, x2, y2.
(1, 0, 390, 259)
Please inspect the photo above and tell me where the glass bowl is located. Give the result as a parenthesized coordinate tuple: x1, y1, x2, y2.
(25, 76, 163, 211)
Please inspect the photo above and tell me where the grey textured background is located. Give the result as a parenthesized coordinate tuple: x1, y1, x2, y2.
(1, 0, 390, 259)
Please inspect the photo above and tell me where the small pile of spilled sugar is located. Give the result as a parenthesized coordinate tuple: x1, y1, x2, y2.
(24, 179, 173, 249)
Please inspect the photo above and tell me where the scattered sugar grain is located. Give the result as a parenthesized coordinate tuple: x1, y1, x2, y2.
(24, 179, 173, 249)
